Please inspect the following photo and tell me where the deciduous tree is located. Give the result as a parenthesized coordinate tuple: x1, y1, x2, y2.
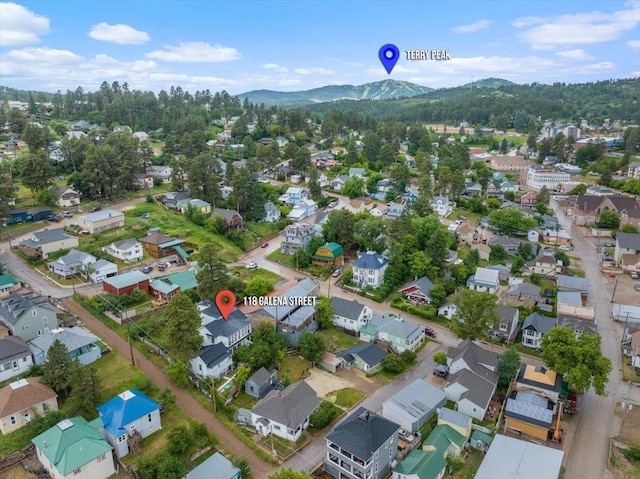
(451, 290, 499, 340)
(298, 332, 326, 363)
(497, 347, 521, 387)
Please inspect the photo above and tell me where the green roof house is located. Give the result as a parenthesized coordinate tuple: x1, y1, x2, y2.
(0, 273, 21, 297)
(392, 448, 447, 479)
(422, 424, 466, 458)
(32, 416, 115, 479)
(312, 242, 344, 268)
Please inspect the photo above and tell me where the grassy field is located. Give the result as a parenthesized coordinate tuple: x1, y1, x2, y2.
(334, 388, 365, 408)
(279, 354, 312, 383)
(317, 328, 358, 350)
(232, 266, 283, 285)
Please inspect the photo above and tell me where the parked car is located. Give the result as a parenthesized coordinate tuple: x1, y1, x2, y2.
(332, 269, 342, 277)
(635, 284, 640, 292)
(90, 206, 102, 213)
(558, 245, 570, 251)
(141, 265, 153, 274)
(328, 201, 337, 208)
(261, 242, 269, 248)
(157, 263, 167, 272)
(46, 215, 61, 222)
(424, 327, 437, 338)
(60, 211, 73, 218)
(246, 262, 258, 270)
(631, 272, 639, 280)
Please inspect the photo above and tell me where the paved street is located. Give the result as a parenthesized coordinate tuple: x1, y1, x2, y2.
(552, 198, 639, 479)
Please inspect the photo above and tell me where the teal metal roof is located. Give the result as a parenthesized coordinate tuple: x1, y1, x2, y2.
(103, 270, 149, 289)
(0, 273, 19, 287)
(393, 448, 446, 479)
(162, 270, 197, 290)
(158, 238, 185, 248)
(174, 244, 190, 259)
(150, 279, 180, 294)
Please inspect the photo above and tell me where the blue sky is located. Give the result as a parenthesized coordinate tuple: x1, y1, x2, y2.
(1, 1, 639, 95)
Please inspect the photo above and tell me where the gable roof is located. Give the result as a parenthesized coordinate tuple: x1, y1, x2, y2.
(557, 274, 589, 291)
(0, 377, 57, 418)
(336, 343, 387, 367)
(447, 368, 496, 409)
(557, 314, 598, 335)
(471, 267, 500, 285)
(0, 335, 30, 362)
(516, 363, 564, 394)
(353, 251, 389, 270)
(251, 380, 321, 428)
(423, 423, 466, 455)
(21, 228, 74, 247)
(383, 379, 447, 422)
(103, 270, 150, 290)
(371, 313, 423, 342)
(248, 367, 276, 387)
(0, 293, 61, 327)
(437, 407, 472, 430)
(399, 276, 436, 296)
(97, 389, 160, 438)
(29, 327, 99, 357)
(505, 283, 541, 297)
(196, 343, 231, 368)
(331, 297, 366, 321)
(326, 407, 400, 460)
(617, 232, 640, 250)
(212, 208, 241, 223)
(111, 238, 140, 250)
(496, 305, 517, 325)
(447, 339, 499, 371)
(79, 209, 124, 223)
(522, 313, 557, 334)
(393, 448, 446, 479)
(204, 311, 250, 338)
(184, 452, 240, 479)
(140, 230, 175, 245)
(31, 417, 112, 476)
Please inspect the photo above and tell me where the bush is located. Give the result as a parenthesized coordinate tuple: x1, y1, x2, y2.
(168, 425, 194, 456)
(167, 362, 190, 387)
(382, 354, 406, 373)
(310, 401, 337, 429)
(400, 349, 417, 364)
(159, 387, 176, 410)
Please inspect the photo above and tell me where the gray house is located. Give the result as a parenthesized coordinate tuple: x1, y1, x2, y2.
(336, 343, 387, 373)
(382, 379, 447, 433)
(0, 293, 62, 342)
(488, 305, 519, 343)
(29, 327, 102, 366)
(245, 367, 278, 399)
(521, 312, 557, 349)
(325, 407, 400, 479)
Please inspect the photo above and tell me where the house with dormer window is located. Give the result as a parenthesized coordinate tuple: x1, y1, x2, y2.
(352, 251, 389, 289)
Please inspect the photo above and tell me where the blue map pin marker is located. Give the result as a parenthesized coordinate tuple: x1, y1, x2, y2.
(379, 44, 399, 74)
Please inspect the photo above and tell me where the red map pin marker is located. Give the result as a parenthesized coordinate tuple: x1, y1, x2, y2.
(215, 290, 236, 320)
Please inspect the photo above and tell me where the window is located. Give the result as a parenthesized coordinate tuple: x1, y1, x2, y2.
(73, 468, 82, 475)
(37, 330, 42, 336)
(118, 435, 126, 443)
(42, 403, 49, 412)
(32, 310, 37, 316)
(9, 416, 16, 425)
(148, 413, 152, 423)
(24, 413, 31, 423)
(12, 361, 18, 370)
(375, 451, 379, 458)
(389, 448, 393, 458)
(97, 453, 106, 462)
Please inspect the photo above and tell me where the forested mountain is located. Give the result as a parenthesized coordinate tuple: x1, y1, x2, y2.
(237, 80, 434, 107)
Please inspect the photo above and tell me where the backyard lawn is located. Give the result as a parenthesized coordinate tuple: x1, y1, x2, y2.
(317, 328, 358, 350)
(278, 354, 312, 383)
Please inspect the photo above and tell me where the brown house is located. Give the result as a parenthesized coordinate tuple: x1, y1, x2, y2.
(520, 191, 538, 211)
(212, 208, 243, 231)
(140, 229, 186, 259)
(102, 271, 150, 295)
(312, 242, 344, 268)
(572, 194, 640, 227)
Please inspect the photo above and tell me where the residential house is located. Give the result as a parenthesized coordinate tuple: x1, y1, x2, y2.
(140, 229, 187, 259)
(526, 254, 558, 277)
(515, 363, 566, 404)
(556, 275, 589, 302)
(279, 187, 308, 205)
(149, 269, 198, 301)
(488, 236, 520, 254)
(621, 253, 640, 274)
(557, 314, 597, 337)
(325, 407, 400, 479)
(398, 277, 436, 305)
(506, 388, 561, 441)
(102, 238, 143, 262)
(19, 228, 79, 258)
(212, 208, 243, 231)
(628, 161, 640, 180)
(250, 381, 321, 442)
(0, 378, 58, 435)
(288, 198, 318, 221)
(475, 435, 564, 479)
(50, 186, 80, 208)
(181, 199, 212, 214)
(312, 242, 344, 269)
(132, 131, 150, 141)
(392, 448, 446, 479)
(370, 203, 388, 217)
(527, 229, 540, 242)
(386, 202, 406, 219)
(97, 389, 162, 458)
(134, 173, 153, 190)
(572, 194, 640, 228)
(8, 207, 53, 224)
(102, 271, 150, 296)
(191, 343, 233, 379)
(32, 417, 115, 479)
(466, 267, 500, 294)
(331, 297, 372, 333)
(0, 336, 33, 383)
(281, 222, 315, 254)
(161, 191, 192, 210)
(488, 305, 519, 343)
(183, 452, 241, 479)
(78, 209, 125, 234)
(197, 304, 252, 352)
(403, 187, 420, 204)
(0, 293, 62, 342)
(330, 175, 349, 191)
(486, 180, 504, 199)
(348, 167, 367, 178)
(485, 264, 510, 283)
(541, 228, 571, 245)
(520, 191, 538, 211)
(245, 367, 278, 399)
(521, 312, 557, 348)
(30, 327, 101, 366)
(382, 379, 447, 433)
(0, 273, 21, 298)
(352, 251, 389, 289)
(422, 424, 466, 458)
(500, 181, 518, 193)
(314, 210, 330, 236)
(47, 249, 97, 279)
(430, 196, 454, 217)
(361, 312, 425, 353)
(345, 197, 374, 215)
(456, 224, 476, 244)
(444, 340, 499, 420)
(437, 408, 472, 441)
(88, 260, 119, 283)
(263, 201, 281, 223)
(337, 343, 387, 373)
(437, 303, 457, 320)
(614, 232, 640, 263)
(147, 165, 173, 184)
(502, 282, 541, 307)
(462, 182, 483, 197)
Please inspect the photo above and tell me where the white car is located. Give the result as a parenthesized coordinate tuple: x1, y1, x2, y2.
(558, 245, 570, 251)
(246, 262, 258, 270)
(328, 201, 337, 208)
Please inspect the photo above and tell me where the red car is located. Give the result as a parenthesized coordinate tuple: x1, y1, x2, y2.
(424, 327, 437, 338)
(261, 242, 269, 248)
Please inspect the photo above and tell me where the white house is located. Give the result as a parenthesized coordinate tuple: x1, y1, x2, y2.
(438, 303, 457, 319)
(78, 210, 125, 234)
(352, 251, 389, 289)
(287, 198, 318, 221)
(89, 259, 118, 283)
(431, 196, 455, 217)
(0, 336, 33, 383)
(191, 343, 233, 379)
(521, 312, 557, 349)
(47, 250, 97, 279)
(279, 187, 308, 206)
(97, 389, 162, 458)
(147, 165, 173, 184)
(466, 267, 500, 294)
(102, 238, 143, 262)
(331, 297, 373, 333)
(263, 201, 281, 223)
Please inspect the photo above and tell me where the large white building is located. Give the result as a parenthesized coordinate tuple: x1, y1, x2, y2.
(525, 168, 571, 192)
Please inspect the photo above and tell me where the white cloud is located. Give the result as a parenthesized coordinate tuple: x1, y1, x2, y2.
(0, 2, 50, 46)
(294, 67, 335, 75)
(628, 40, 640, 51)
(450, 19, 493, 33)
(294, 68, 310, 75)
(514, 3, 640, 49)
(262, 63, 288, 73)
(556, 49, 594, 60)
(88, 22, 150, 45)
(6, 47, 82, 65)
(146, 41, 241, 63)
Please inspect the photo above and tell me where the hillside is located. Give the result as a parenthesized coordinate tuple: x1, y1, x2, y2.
(462, 77, 516, 89)
(237, 80, 434, 107)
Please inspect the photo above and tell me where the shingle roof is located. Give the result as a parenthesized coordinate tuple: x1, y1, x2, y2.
(197, 343, 231, 368)
(0, 335, 30, 362)
(505, 390, 554, 428)
(21, 228, 74, 247)
(557, 315, 598, 335)
(97, 389, 160, 438)
(505, 282, 541, 297)
(48, 249, 95, 267)
(617, 232, 640, 250)
(448, 368, 496, 409)
(399, 276, 436, 296)
(522, 312, 556, 334)
(29, 327, 100, 359)
(371, 314, 423, 343)
(330, 297, 366, 321)
(336, 343, 387, 367)
(0, 293, 61, 327)
(212, 208, 241, 223)
(248, 367, 276, 387)
(327, 407, 400, 460)
(251, 381, 321, 429)
(204, 311, 250, 338)
(184, 452, 240, 479)
(0, 377, 57, 418)
(31, 417, 112, 476)
(112, 238, 139, 250)
(447, 339, 499, 371)
(557, 291, 582, 306)
(353, 251, 389, 270)
(140, 230, 174, 245)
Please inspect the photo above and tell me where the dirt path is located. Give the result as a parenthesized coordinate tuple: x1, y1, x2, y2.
(59, 298, 277, 479)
